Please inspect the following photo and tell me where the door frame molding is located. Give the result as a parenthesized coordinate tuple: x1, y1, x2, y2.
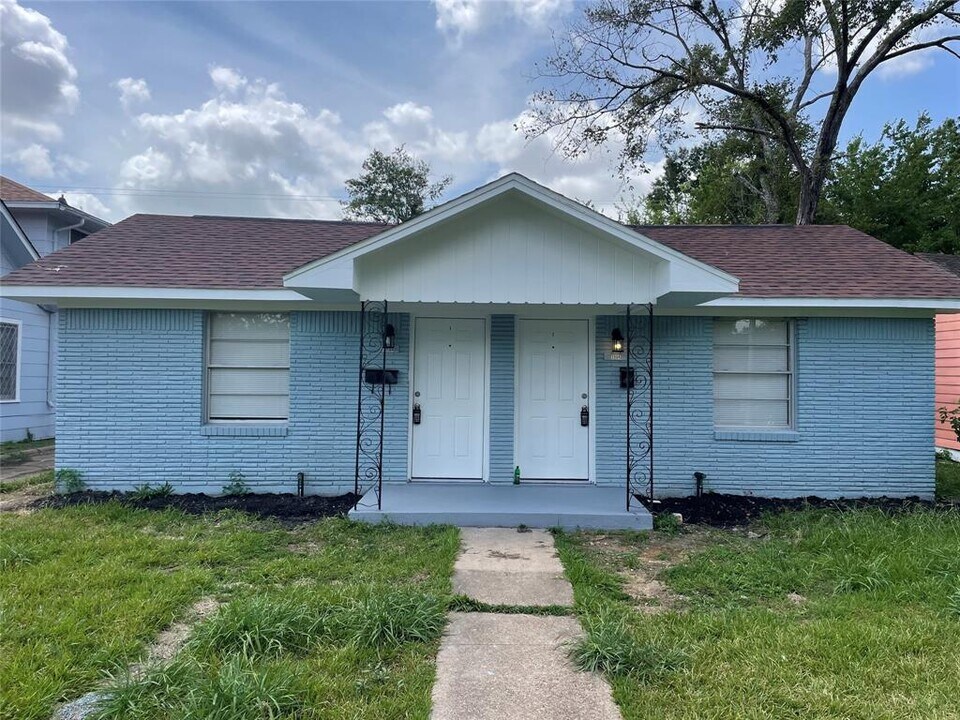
(513, 316, 596, 484)
(407, 313, 491, 482)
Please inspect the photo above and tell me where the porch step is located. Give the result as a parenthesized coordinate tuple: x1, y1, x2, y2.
(348, 483, 653, 531)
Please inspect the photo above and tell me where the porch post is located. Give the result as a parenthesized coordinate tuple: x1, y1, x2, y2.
(353, 300, 388, 510)
(625, 303, 655, 511)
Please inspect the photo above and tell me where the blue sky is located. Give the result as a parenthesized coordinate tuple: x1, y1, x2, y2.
(1, 0, 958, 222)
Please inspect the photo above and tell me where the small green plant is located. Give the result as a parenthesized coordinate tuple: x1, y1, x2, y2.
(24, 429, 34, 443)
(571, 608, 685, 679)
(938, 402, 960, 444)
(333, 591, 446, 649)
(129, 482, 174, 501)
(223, 470, 250, 496)
(189, 595, 323, 658)
(55, 468, 85, 494)
(653, 512, 682, 535)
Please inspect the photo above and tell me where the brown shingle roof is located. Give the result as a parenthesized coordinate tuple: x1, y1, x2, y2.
(0, 176, 53, 203)
(1, 214, 388, 289)
(3, 214, 959, 299)
(916, 252, 960, 278)
(636, 224, 960, 298)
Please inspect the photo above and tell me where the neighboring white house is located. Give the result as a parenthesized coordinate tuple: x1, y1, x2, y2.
(0, 177, 110, 442)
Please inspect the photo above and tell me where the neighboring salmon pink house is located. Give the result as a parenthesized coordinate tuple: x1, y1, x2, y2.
(3, 175, 959, 529)
(917, 253, 960, 454)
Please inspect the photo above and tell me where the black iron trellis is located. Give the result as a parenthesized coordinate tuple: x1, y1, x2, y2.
(354, 300, 388, 510)
(625, 303, 654, 511)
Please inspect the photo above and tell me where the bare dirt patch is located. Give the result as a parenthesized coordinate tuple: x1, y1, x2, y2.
(133, 596, 221, 674)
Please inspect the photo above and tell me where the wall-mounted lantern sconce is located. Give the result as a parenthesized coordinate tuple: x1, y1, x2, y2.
(383, 323, 396, 350)
(611, 328, 624, 354)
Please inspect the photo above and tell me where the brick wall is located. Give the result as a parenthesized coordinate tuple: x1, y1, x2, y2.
(595, 315, 935, 498)
(58, 309, 935, 498)
(57, 309, 409, 494)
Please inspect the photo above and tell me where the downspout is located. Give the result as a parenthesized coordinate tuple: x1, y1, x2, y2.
(55, 216, 85, 246)
(39, 305, 56, 409)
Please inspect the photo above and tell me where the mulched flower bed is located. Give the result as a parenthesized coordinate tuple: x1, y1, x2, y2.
(641, 492, 938, 528)
(33, 491, 360, 524)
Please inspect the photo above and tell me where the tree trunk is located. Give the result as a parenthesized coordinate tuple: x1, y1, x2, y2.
(795, 170, 819, 225)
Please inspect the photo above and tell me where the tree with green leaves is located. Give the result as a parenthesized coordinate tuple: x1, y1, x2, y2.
(819, 114, 960, 253)
(342, 146, 452, 224)
(530, 0, 960, 225)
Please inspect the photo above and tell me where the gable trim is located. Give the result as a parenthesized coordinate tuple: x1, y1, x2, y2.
(283, 173, 740, 291)
(1, 200, 40, 261)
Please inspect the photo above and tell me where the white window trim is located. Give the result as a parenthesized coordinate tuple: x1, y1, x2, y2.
(0, 318, 22, 404)
(203, 312, 290, 424)
(713, 318, 795, 431)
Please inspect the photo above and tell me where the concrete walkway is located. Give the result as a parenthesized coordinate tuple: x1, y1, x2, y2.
(432, 528, 621, 720)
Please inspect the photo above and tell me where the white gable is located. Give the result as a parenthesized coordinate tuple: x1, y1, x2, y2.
(285, 174, 738, 305)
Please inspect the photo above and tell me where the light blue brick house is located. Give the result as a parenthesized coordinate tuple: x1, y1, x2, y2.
(3, 174, 959, 528)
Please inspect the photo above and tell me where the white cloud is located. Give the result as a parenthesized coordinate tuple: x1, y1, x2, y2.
(476, 109, 664, 216)
(114, 77, 151, 110)
(433, 0, 572, 44)
(59, 190, 111, 219)
(383, 102, 434, 126)
(0, 0, 78, 146)
(12, 142, 54, 177)
(209, 66, 247, 93)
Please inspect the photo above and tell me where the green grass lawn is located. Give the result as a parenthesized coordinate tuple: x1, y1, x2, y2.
(0, 504, 459, 720)
(557, 507, 960, 720)
(937, 458, 960, 501)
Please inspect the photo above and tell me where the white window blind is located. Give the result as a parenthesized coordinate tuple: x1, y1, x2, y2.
(713, 318, 792, 428)
(206, 313, 289, 421)
(0, 321, 19, 402)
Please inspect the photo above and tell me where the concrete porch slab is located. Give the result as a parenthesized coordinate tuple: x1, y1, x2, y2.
(349, 482, 653, 530)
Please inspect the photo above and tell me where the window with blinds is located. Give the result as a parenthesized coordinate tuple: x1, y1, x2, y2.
(0, 321, 19, 402)
(713, 318, 793, 428)
(206, 313, 290, 422)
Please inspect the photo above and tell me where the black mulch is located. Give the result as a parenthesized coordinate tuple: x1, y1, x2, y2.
(639, 492, 939, 528)
(32, 491, 360, 523)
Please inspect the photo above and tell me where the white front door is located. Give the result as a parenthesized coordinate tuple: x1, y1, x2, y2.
(516, 319, 590, 480)
(411, 318, 486, 480)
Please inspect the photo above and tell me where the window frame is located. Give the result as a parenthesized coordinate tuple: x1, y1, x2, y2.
(712, 318, 795, 431)
(0, 318, 22, 404)
(203, 312, 290, 424)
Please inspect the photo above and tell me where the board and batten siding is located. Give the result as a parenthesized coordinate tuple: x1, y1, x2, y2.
(934, 313, 960, 451)
(57, 309, 935, 498)
(355, 195, 662, 304)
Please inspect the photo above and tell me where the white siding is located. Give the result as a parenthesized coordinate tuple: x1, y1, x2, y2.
(355, 195, 664, 304)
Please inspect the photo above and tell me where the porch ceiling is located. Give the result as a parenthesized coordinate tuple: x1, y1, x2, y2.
(284, 174, 739, 307)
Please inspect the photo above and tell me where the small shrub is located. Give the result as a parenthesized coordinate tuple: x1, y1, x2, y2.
(653, 513, 682, 535)
(24, 428, 34, 443)
(571, 609, 685, 680)
(938, 402, 960, 444)
(222, 470, 250, 497)
(129, 482, 174, 501)
(55, 468, 85, 494)
(189, 596, 324, 658)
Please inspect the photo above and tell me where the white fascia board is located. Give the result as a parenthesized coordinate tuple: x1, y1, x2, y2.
(0, 202, 40, 260)
(703, 296, 960, 311)
(0, 286, 314, 303)
(283, 173, 740, 293)
(4, 201, 111, 229)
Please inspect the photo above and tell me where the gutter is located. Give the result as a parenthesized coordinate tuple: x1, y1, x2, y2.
(55, 216, 85, 244)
